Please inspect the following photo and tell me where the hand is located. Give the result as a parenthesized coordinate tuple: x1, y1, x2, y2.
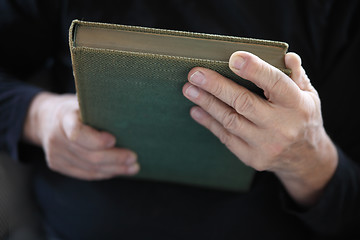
(183, 51, 338, 206)
(24, 93, 139, 180)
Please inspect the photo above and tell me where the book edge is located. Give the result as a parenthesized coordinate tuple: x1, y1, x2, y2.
(70, 19, 289, 52)
(71, 46, 291, 75)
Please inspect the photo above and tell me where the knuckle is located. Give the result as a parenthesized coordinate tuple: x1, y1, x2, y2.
(242, 56, 263, 79)
(222, 111, 241, 132)
(298, 106, 312, 122)
(203, 95, 217, 112)
(212, 80, 224, 97)
(280, 127, 299, 144)
(68, 129, 79, 143)
(218, 131, 233, 148)
(62, 114, 82, 142)
(266, 72, 292, 101)
(233, 91, 254, 114)
(268, 74, 283, 94)
(297, 100, 317, 122)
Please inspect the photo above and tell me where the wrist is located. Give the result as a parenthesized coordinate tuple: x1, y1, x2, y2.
(274, 130, 338, 206)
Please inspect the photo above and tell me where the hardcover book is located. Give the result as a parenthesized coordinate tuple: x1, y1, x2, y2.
(69, 20, 289, 191)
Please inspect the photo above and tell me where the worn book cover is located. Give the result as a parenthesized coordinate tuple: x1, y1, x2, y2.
(69, 19, 289, 191)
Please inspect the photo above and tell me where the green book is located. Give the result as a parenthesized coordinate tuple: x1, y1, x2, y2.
(69, 20, 289, 191)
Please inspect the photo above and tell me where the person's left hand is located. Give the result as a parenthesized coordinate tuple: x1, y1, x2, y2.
(183, 51, 338, 206)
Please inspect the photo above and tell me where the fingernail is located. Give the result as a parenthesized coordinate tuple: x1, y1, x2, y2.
(185, 85, 200, 98)
(230, 55, 245, 71)
(191, 107, 203, 120)
(127, 163, 140, 174)
(189, 71, 205, 85)
(125, 152, 137, 165)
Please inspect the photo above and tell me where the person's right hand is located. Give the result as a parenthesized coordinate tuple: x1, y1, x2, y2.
(23, 92, 139, 180)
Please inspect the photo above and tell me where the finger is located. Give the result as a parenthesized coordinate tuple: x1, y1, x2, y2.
(49, 152, 139, 180)
(78, 147, 138, 167)
(56, 160, 139, 180)
(190, 106, 253, 165)
(187, 67, 269, 125)
(62, 109, 116, 150)
(285, 52, 315, 93)
(183, 82, 258, 143)
(65, 140, 138, 168)
(46, 153, 112, 180)
(229, 51, 301, 107)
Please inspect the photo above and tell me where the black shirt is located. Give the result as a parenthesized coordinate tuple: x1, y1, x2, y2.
(1, 0, 359, 239)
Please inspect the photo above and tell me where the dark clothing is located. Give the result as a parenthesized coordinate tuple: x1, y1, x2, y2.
(1, 0, 360, 239)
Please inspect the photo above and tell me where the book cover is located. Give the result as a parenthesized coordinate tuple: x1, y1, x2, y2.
(69, 20, 289, 191)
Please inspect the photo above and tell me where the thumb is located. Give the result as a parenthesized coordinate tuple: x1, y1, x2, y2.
(229, 51, 302, 108)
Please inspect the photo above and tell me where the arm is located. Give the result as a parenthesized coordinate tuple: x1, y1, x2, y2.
(0, 0, 56, 159)
(0, 75, 42, 160)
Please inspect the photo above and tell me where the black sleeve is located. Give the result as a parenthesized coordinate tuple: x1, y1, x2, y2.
(281, 147, 360, 237)
(0, 0, 60, 160)
(0, 74, 42, 160)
